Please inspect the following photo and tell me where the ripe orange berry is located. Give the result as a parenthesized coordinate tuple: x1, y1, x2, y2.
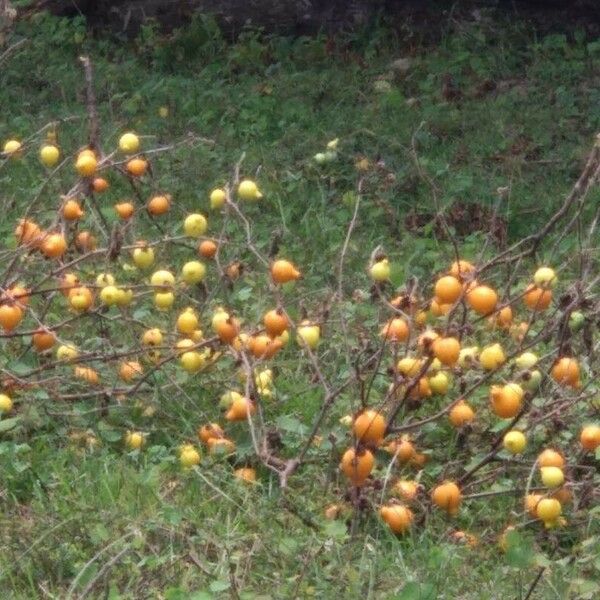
(2, 285, 29, 306)
(271, 259, 301, 284)
(0, 304, 23, 331)
(197, 423, 224, 444)
(490, 383, 523, 418)
(523, 284, 552, 311)
(147, 194, 171, 216)
(114, 202, 134, 219)
(490, 305, 513, 329)
(68, 286, 94, 311)
(199, 239, 217, 259)
(385, 436, 415, 462)
(449, 259, 475, 279)
(15, 219, 43, 247)
(340, 447, 375, 486)
(380, 317, 409, 342)
(63, 200, 83, 221)
(551, 357, 580, 388)
(353, 410, 386, 445)
(215, 317, 240, 344)
(537, 449, 565, 469)
(580, 425, 600, 452)
(525, 493, 542, 517)
(40, 233, 67, 259)
(434, 275, 462, 304)
(59, 273, 79, 296)
(247, 334, 283, 359)
(432, 336, 460, 366)
(75, 231, 97, 252)
(225, 396, 255, 421)
(431, 481, 462, 515)
(449, 400, 475, 427)
(393, 479, 419, 502)
(32, 328, 56, 352)
(126, 157, 148, 177)
(92, 177, 109, 193)
(466, 285, 498, 315)
(263, 309, 289, 337)
(74, 366, 100, 385)
(430, 297, 453, 316)
(380, 504, 413, 534)
(119, 361, 143, 382)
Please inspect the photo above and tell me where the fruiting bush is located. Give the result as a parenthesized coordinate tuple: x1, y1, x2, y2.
(0, 58, 598, 551)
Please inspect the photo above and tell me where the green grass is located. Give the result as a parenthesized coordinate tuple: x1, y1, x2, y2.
(0, 11, 599, 599)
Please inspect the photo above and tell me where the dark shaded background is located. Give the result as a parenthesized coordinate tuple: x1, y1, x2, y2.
(28, 0, 600, 38)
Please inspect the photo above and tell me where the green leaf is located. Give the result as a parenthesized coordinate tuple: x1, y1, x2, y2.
(0, 417, 21, 433)
(504, 530, 533, 569)
(275, 414, 307, 436)
(209, 579, 230, 593)
(394, 581, 436, 600)
(322, 519, 348, 541)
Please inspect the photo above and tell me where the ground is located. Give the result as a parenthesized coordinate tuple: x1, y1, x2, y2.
(0, 9, 599, 600)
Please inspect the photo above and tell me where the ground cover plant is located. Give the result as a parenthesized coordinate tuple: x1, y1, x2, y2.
(0, 8, 599, 599)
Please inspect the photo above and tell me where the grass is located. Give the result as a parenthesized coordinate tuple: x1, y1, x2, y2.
(0, 9, 599, 599)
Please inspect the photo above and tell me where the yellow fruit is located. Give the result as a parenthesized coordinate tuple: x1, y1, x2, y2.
(0, 393, 13, 413)
(479, 343, 506, 371)
(429, 371, 450, 395)
(503, 430, 526, 454)
(181, 260, 206, 284)
(154, 291, 175, 310)
(119, 132, 140, 154)
(3, 139, 22, 157)
(142, 328, 163, 346)
(132, 246, 155, 269)
(56, 343, 79, 361)
(150, 269, 175, 288)
(296, 321, 320, 349)
(458, 346, 479, 368)
(533, 267, 557, 288)
(515, 351, 538, 370)
(210, 188, 227, 209)
(40, 144, 60, 167)
(100, 285, 120, 306)
(540, 466, 565, 488)
(183, 213, 208, 237)
(370, 258, 390, 282)
(396, 356, 422, 377)
(180, 351, 204, 373)
(177, 308, 199, 334)
(125, 431, 145, 450)
(179, 446, 201, 468)
(75, 153, 97, 177)
(393, 480, 419, 502)
(536, 498, 561, 524)
(238, 179, 262, 201)
(234, 467, 257, 483)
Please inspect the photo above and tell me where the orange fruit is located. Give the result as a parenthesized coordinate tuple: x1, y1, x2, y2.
(430, 297, 452, 316)
(263, 309, 289, 337)
(490, 305, 513, 329)
(75, 231, 97, 252)
(74, 366, 100, 385)
(466, 285, 498, 315)
(271, 259, 301, 284)
(126, 157, 148, 176)
(380, 504, 413, 534)
(449, 400, 475, 427)
(215, 317, 240, 344)
(432, 336, 460, 366)
(68, 286, 94, 311)
(434, 275, 462, 303)
(59, 273, 79, 296)
(449, 260, 475, 279)
(15, 218, 43, 247)
(199, 239, 217, 259)
(340, 447, 374, 486)
(0, 304, 23, 331)
(353, 410, 386, 445)
(490, 383, 523, 418)
(431, 481, 462, 515)
(115, 202, 134, 219)
(551, 357, 580, 387)
(40, 233, 67, 258)
(92, 177, 109, 193)
(523, 284, 552, 311)
(2, 285, 29, 306)
(537, 449, 565, 469)
(147, 194, 171, 216)
(525, 493, 542, 517)
(225, 396, 255, 421)
(247, 334, 283, 359)
(197, 423, 224, 444)
(119, 361, 143, 382)
(380, 317, 409, 342)
(580, 425, 600, 452)
(385, 436, 415, 462)
(32, 328, 56, 352)
(393, 480, 419, 502)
